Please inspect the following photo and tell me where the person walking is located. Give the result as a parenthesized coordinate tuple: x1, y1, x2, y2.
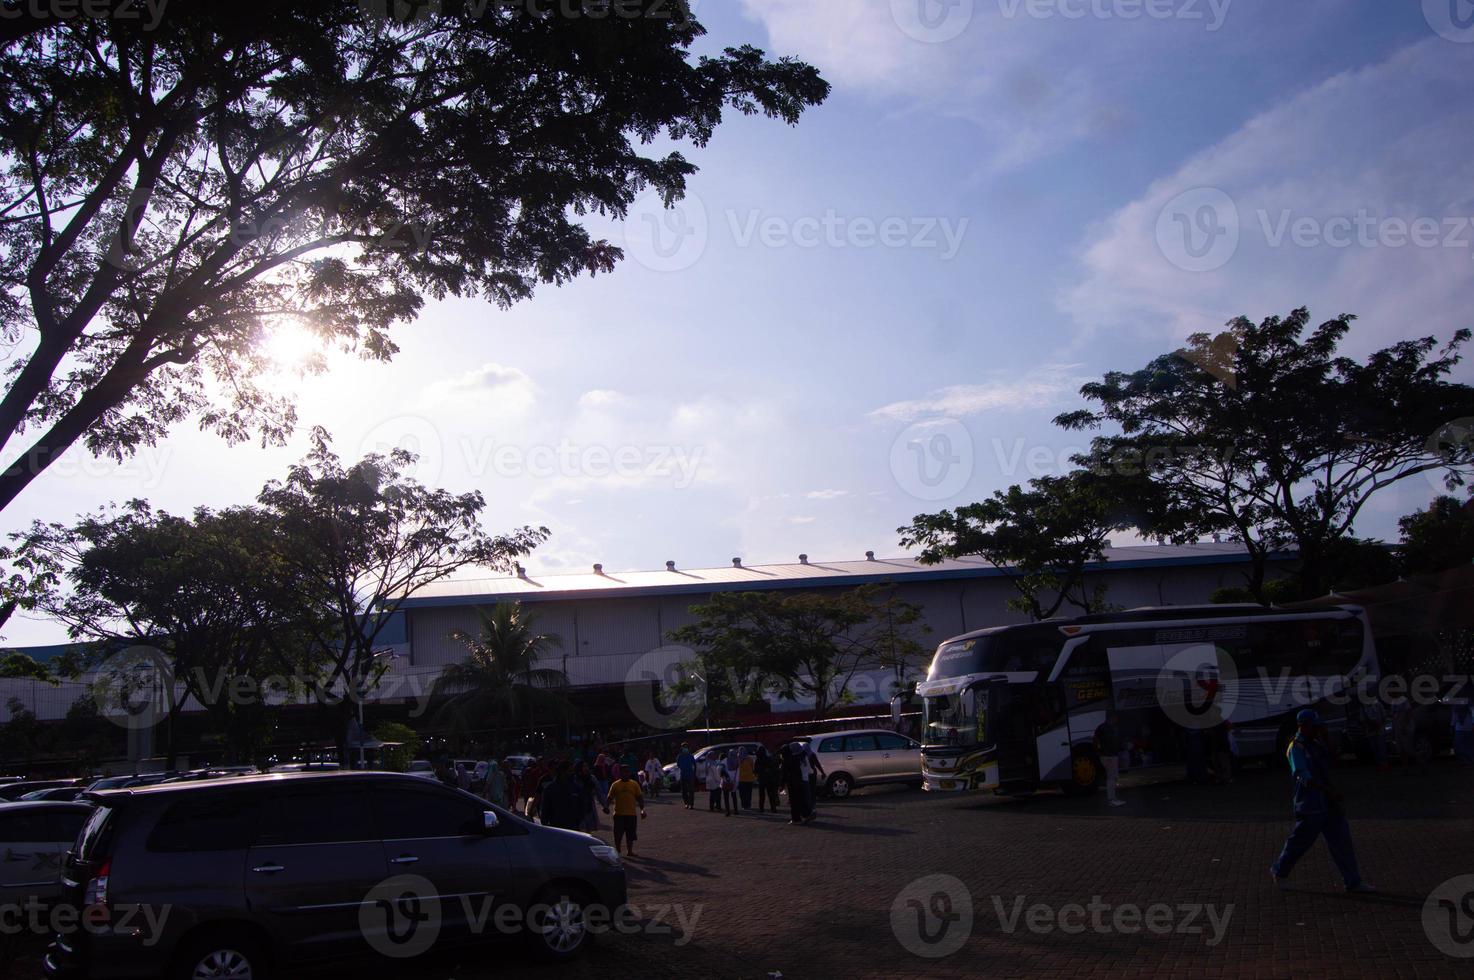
(539, 762, 584, 831)
(676, 743, 697, 809)
(575, 761, 601, 832)
(455, 762, 472, 792)
(700, 753, 718, 811)
(802, 740, 825, 821)
(484, 760, 509, 808)
(737, 747, 756, 810)
(721, 748, 740, 816)
(644, 754, 664, 799)
(1270, 709, 1375, 893)
(780, 741, 808, 824)
(1452, 702, 1474, 766)
(755, 745, 781, 813)
(1095, 711, 1126, 806)
(606, 765, 647, 857)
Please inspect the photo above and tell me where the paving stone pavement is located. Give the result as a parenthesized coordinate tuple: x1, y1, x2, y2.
(13, 761, 1473, 979)
(410, 760, 1474, 979)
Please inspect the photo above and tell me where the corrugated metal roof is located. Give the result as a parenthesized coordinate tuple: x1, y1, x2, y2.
(400, 542, 1270, 609)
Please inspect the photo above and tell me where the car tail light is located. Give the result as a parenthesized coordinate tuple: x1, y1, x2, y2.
(83, 859, 110, 907)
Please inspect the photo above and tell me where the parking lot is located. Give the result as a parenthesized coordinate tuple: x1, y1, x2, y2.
(8, 761, 1470, 979)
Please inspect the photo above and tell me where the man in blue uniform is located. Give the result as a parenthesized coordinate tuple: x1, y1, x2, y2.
(1270, 709, 1375, 893)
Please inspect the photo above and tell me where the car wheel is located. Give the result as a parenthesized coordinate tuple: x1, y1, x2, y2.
(172, 931, 268, 980)
(525, 886, 594, 961)
(1062, 750, 1100, 796)
(826, 773, 854, 798)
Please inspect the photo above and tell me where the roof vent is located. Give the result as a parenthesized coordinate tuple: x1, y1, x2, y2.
(593, 563, 604, 575)
(732, 557, 743, 567)
(666, 560, 676, 571)
(799, 554, 809, 564)
(865, 551, 876, 561)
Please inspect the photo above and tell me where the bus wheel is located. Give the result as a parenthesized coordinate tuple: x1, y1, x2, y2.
(1063, 750, 1101, 796)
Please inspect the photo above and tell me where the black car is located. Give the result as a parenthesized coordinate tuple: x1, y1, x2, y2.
(44, 771, 626, 979)
(0, 780, 81, 802)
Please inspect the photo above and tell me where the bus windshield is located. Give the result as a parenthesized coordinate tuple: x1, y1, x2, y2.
(922, 686, 990, 747)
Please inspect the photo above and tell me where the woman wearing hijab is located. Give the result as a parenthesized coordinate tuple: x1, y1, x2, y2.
(737, 747, 756, 811)
(755, 745, 781, 813)
(721, 748, 741, 816)
(484, 760, 509, 808)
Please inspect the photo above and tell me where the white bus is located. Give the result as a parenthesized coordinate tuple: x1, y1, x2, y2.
(916, 604, 1378, 795)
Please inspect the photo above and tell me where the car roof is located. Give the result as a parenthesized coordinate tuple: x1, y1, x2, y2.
(810, 729, 907, 739)
(0, 800, 93, 812)
(90, 770, 430, 801)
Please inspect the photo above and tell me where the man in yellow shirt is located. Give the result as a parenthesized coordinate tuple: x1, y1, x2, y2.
(605, 765, 647, 857)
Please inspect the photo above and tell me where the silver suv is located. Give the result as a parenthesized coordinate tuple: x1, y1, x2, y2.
(807, 729, 923, 798)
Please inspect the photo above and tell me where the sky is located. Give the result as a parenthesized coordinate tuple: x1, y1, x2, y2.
(6, 0, 1474, 645)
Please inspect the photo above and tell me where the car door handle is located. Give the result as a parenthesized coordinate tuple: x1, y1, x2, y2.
(251, 863, 285, 874)
(389, 855, 419, 865)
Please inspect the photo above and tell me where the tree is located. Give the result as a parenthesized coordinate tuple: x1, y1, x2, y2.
(899, 473, 1127, 621)
(11, 500, 327, 764)
(259, 429, 547, 761)
(1399, 494, 1474, 576)
(668, 586, 927, 718)
(0, 650, 57, 682)
(0, 4, 829, 522)
(434, 602, 569, 737)
(371, 720, 421, 773)
(1057, 309, 1474, 599)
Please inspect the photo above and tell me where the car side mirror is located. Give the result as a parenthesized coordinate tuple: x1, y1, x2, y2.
(482, 810, 499, 833)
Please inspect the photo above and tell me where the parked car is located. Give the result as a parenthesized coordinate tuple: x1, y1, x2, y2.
(504, 754, 536, 780)
(805, 729, 923, 798)
(0, 801, 92, 906)
(0, 780, 80, 802)
(660, 742, 763, 789)
(86, 774, 176, 792)
(19, 786, 87, 802)
(267, 762, 341, 773)
(406, 759, 438, 780)
(43, 771, 625, 979)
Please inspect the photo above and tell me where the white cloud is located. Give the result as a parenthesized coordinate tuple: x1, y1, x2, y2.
(806, 489, 851, 500)
(421, 362, 538, 415)
(1062, 39, 1474, 350)
(869, 363, 1088, 421)
(577, 389, 627, 410)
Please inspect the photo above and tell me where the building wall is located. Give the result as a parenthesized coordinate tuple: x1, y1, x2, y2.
(403, 560, 1264, 700)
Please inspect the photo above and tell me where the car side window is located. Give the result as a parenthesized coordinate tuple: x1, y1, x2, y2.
(0, 813, 34, 842)
(53, 810, 88, 844)
(255, 789, 375, 846)
(874, 734, 909, 751)
(149, 794, 262, 852)
(370, 785, 484, 840)
(815, 738, 843, 753)
(843, 735, 879, 752)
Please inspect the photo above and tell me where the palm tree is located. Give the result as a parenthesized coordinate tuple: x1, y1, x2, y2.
(436, 602, 570, 738)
